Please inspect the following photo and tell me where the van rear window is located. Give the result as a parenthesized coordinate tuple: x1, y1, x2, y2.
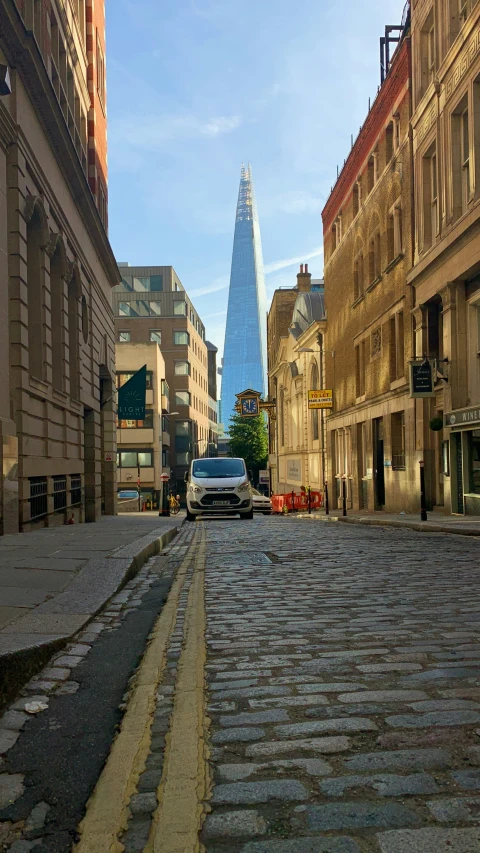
(192, 459, 245, 478)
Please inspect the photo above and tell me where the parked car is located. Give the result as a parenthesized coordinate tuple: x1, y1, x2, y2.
(185, 457, 253, 521)
(251, 488, 272, 514)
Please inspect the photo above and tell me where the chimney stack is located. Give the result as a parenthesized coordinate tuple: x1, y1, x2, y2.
(296, 263, 312, 293)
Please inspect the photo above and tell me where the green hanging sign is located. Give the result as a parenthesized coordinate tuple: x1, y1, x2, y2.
(118, 365, 147, 419)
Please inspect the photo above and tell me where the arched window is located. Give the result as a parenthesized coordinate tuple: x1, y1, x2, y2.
(68, 267, 81, 400)
(310, 362, 319, 441)
(279, 388, 285, 448)
(50, 240, 67, 392)
(26, 207, 47, 380)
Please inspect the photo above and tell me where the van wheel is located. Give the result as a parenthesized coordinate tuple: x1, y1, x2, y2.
(186, 510, 196, 522)
(240, 509, 254, 520)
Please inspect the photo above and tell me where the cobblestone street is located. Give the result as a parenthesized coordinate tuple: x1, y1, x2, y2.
(4, 516, 480, 852)
(199, 517, 480, 852)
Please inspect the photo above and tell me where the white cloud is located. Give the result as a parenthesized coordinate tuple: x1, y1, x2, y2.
(188, 276, 229, 297)
(264, 246, 324, 275)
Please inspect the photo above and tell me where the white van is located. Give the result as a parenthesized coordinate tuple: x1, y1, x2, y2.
(185, 457, 253, 521)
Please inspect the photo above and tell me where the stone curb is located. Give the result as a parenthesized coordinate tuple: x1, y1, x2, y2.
(0, 523, 181, 708)
(296, 513, 480, 537)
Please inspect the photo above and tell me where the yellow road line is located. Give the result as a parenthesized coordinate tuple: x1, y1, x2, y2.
(74, 528, 199, 853)
(147, 525, 211, 853)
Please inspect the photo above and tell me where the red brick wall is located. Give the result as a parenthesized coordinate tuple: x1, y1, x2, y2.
(322, 39, 411, 236)
(86, 0, 108, 224)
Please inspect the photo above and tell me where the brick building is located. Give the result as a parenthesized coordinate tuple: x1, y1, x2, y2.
(0, 0, 119, 532)
(409, 0, 480, 515)
(322, 17, 415, 512)
(113, 264, 214, 500)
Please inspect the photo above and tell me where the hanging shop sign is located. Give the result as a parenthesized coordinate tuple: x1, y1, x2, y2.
(117, 365, 147, 419)
(409, 360, 435, 398)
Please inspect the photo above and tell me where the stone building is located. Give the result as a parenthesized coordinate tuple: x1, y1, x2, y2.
(116, 343, 170, 510)
(408, 0, 480, 515)
(0, 0, 118, 532)
(321, 21, 415, 513)
(113, 264, 212, 500)
(267, 265, 326, 494)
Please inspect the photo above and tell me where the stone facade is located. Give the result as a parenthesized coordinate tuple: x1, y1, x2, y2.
(321, 33, 416, 513)
(267, 267, 326, 494)
(408, 0, 480, 515)
(0, 1, 118, 532)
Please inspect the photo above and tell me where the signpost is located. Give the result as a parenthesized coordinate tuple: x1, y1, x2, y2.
(259, 470, 269, 485)
(308, 390, 333, 409)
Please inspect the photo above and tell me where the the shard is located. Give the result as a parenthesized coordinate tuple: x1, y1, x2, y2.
(220, 164, 267, 431)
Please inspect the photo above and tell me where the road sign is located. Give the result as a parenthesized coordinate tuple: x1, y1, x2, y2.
(259, 469, 269, 485)
(308, 390, 333, 409)
(104, 451, 114, 462)
(160, 473, 170, 482)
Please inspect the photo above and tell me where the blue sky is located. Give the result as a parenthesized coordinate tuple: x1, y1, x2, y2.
(107, 0, 406, 357)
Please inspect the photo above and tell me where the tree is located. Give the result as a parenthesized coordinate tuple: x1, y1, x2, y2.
(227, 412, 268, 482)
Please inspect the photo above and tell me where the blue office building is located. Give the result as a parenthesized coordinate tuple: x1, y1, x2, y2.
(220, 164, 267, 432)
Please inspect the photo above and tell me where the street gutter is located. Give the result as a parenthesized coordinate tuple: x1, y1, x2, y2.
(0, 523, 181, 710)
(296, 513, 480, 537)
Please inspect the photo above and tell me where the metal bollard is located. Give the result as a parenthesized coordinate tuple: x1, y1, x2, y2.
(342, 477, 347, 517)
(324, 481, 329, 515)
(419, 460, 427, 521)
(307, 486, 311, 514)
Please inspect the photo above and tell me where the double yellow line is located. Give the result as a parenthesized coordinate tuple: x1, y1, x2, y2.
(74, 526, 210, 853)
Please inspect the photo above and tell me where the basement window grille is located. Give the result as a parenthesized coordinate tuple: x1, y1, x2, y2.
(53, 475, 67, 511)
(29, 477, 47, 520)
(71, 474, 82, 507)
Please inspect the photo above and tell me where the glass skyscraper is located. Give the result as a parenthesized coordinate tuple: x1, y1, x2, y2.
(220, 164, 267, 431)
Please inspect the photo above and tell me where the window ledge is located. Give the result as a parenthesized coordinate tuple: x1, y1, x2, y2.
(355, 394, 366, 404)
(390, 377, 406, 391)
(352, 294, 365, 308)
(366, 276, 382, 293)
(384, 253, 404, 274)
(392, 466, 406, 471)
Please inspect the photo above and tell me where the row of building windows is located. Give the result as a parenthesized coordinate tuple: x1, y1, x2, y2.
(333, 413, 406, 481)
(418, 2, 474, 103)
(355, 310, 405, 398)
(331, 115, 402, 255)
(352, 200, 403, 302)
(118, 329, 190, 345)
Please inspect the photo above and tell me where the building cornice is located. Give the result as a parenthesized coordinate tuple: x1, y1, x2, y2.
(322, 38, 410, 234)
(0, 99, 16, 152)
(0, 0, 119, 288)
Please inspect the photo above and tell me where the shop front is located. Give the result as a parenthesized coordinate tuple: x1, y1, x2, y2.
(445, 406, 480, 515)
